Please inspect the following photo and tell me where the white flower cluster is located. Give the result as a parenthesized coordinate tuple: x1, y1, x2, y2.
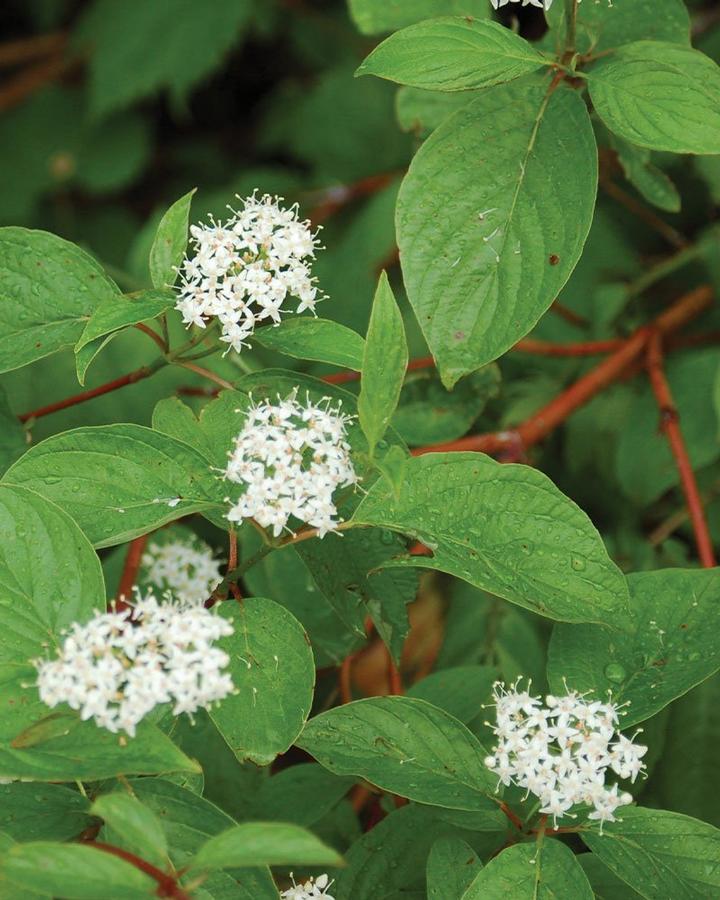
(224, 392, 358, 538)
(35, 591, 234, 737)
(484, 681, 647, 828)
(175, 192, 323, 353)
(281, 874, 335, 900)
(141, 538, 223, 605)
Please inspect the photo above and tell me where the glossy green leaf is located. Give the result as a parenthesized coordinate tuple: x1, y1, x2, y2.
(581, 807, 720, 900)
(0, 228, 120, 373)
(298, 696, 497, 810)
(149, 189, 196, 289)
(0, 783, 91, 842)
(348, 0, 488, 35)
(357, 18, 545, 91)
(396, 86, 475, 137)
(0, 388, 24, 476)
(187, 822, 343, 873)
(352, 453, 630, 626)
(578, 854, 643, 900)
(75, 289, 174, 353)
(588, 42, 720, 155)
(127, 779, 277, 899)
(0, 832, 49, 900)
(462, 839, 593, 899)
(0, 843, 156, 899)
(548, 568, 720, 727)
(253, 318, 365, 371)
(91, 792, 168, 869)
(2, 425, 223, 548)
(397, 77, 597, 386)
(427, 837, 482, 899)
(209, 598, 315, 766)
(358, 272, 408, 455)
(0, 484, 104, 665)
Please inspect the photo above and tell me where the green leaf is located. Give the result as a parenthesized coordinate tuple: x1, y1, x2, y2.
(0, 484, 105, 665)
(610, 135, 681, 213)
(337, 803, 501, 899)
(2, 425, 223, 548)
(91, 792, 168, 870)
(407, 666, 496, 725)
(578, 854, 643, 899)
(252, 763, 356, 827)
(0, 389, 24, 476)
(352, 453, 630, 626)
(253, 318, 365, 371)
(462, 839, 593, 899)
(187, 822, 343, 873)
(127, 779, 277, 899)
(357, 17, 545, 91)
(358, 272, 408, 455)
(79, 1, 254, 115)
(294, 524, 417, 663)
(581, 807, 720, 900)
(348, 0, 488, 35)
(616, 350, 720, 505)
(396, 77, 597, 386)
(548, 568, 720, 727)
(0, 843, 156, 899)
(545, 0, 690, 54)
(427, 837, 482, 899)
(587, 42, 720, 155)
(0, 832, 49, 900)
(209, 598, 315, 767)
(149, 189, 196, 289)
(373, 444, 409, 500)
(0, 228, 120, 374)
(75, 289, 174, 353)
(651, 673, 720, 828)
(297, 696, 497, 810)
(0, 783, 91, 842)
(0, 669, 200, 782)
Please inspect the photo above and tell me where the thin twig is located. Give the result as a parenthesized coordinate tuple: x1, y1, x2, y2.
(116, 536, 149, 611)
(134, 322, 168, 353)
(0, 32, 66, 68)
(87, 842, 189, 900)
(645, 333, 716, 567)
(175, 361, 234, 390)
(601, 175, 688, 251)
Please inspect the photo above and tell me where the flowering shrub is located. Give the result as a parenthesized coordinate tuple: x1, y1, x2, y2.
(0, 0, 719, 897)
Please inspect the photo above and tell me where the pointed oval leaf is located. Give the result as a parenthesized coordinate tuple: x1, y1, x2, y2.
(352, 453, 630, 626)
(2, 425, 223, 548)
(253, 318, 365, 370)
(209, 598, 315, 766)
(91, 792, 168, 869)
(587, 42, 720, 155)
(149, 188, 196, 289)
(357, 17, 546, 91)
(396, 77, 597, 386)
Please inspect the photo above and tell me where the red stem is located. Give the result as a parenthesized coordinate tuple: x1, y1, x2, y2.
(227, 530, 242, 601)
(87, 842, 189, 900)
(116, 535, 149, 611)
(646, 333, 716, 567)
(19, 365, 158, 423)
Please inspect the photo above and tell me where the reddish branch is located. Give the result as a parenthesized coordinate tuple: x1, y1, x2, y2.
(19, 365, 159, 422)
(0, 32, 66, 67)
(116, 535, 149, 611)
(646, 333, 716, 567)
(227, 530, 242, 601)
(309, 173, 399, 224)
(415, 286, 713, 457)
(87, 842, 190, 900)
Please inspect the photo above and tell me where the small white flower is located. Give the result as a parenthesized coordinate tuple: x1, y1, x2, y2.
(281, 873, 335, 899)
(224, 391, 358, 538)
(140, 537, 223, 605)
(484, 680, 647, 829)
(34, 589, 234, 737)
(175, 192, 324, 353)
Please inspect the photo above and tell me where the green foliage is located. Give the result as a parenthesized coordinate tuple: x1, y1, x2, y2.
(1, 0, 720, 894)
